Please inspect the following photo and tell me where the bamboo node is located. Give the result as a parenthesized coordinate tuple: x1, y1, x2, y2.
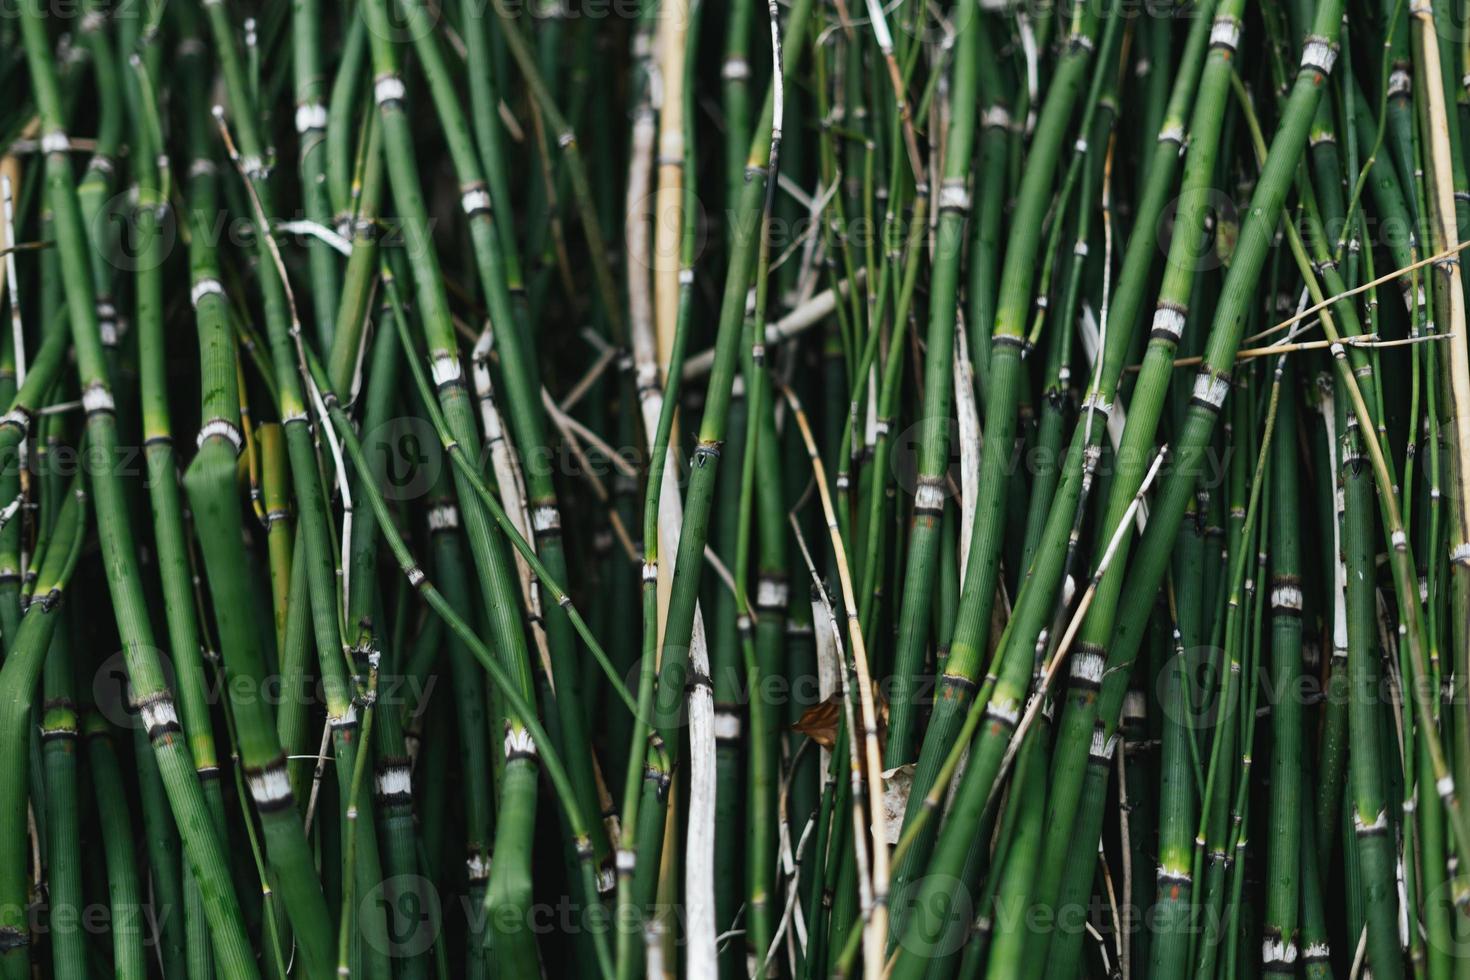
(81, 384, 114, 416)
(40, 131, 68, 155)
(0, 410, 28, 435)
(1352, 807, 1389, 836)
(984, 695, 1021, 728)
(1088, 726, 1118, 762)
(982, 105, 1011, 130)
(913, 477, 946, 515)
(460, 185, 492, 216)
(1190, 371, 1231, 411)
(240, 155, 269, 181)
(505, 726, 538, 760)
(196, 418, 244, 454)
(1269, 581, 1303, 612)
(1302, 942, 1331, 963)
(246, 762, 294, 809)
(532, 505, 561, 534)
(1081, 392, 1113, 418)
(1209, 15, 1241, 51)
(713, 709, 742, 742)
(136, 693, 181, 739)
(373, 74, 406, 107)
(430, 354, 462, 386)
(756, 575, 789, 611)
(374, 765, 412, 804)
(1260, 937, 1298, 964)
(294, 102, 328, 134)
(190, 277, 225, 308)
(1300, 36, 1339, 75)
(938, 178, 970, 214)
(427, 503, 459, 531)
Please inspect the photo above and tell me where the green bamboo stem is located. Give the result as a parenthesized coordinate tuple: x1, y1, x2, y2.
(0, 484, 83, 975)
(16, 4, 262, 973)
(1263, 361, 1305, 973)
(1033, 4, 1345, 976)
(880, 0, 986, 764)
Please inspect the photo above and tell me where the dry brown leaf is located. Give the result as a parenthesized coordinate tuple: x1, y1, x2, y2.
(791, 682, 889, 749)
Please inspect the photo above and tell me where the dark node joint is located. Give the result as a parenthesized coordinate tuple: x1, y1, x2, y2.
(941, 673, 978, 694)
(254, 794, 296, 815)
(148, 721, 183, 741)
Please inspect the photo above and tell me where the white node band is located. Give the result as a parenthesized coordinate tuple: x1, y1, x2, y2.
(1089, 728, 1118, 760)
(295, 102, 328, 133)
(1271, 584, 1303, 610)
(1301, 36, 1338, 75)
(1071, 650, 1106, 685)
(139, 698, 179, 732)
(374, 75, 406, 106)
(714, 711, 742, 740)
(248, 766, 293, 805)
(1209, 15, 1241, 49)
(1152, 305, 1186, 340)
(430, 354, 461, 385)
(1192, 372, 1230, 409)
(375, 766, 412, 798)
(505, 727, 538, 758)
(461, 187, 492, 214)
(82, 385, 115, 414)
(191, 278, 225, 307)
(428, 504, 459, 530)
(914, 481, 946, 511)
(938, 179, 970, 212)
(196, 419, 244, 453)
(1261, 938, 1299, 964)
(756, 578, 789, 609)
